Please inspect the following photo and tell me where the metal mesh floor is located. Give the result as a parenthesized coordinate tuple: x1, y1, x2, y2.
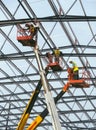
(0, 0, 96, 130)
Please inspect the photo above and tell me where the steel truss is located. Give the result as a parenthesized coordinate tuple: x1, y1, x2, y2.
(0, 0, 96, 130)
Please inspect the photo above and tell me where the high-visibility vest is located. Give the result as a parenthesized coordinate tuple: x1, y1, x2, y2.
(30, 26, 34, 32)
(72, 62, 79, 72)
(54, 49, 60, 56)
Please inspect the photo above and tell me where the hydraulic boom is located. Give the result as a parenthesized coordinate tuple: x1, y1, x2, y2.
(27, 82, 70, 130)
(16, 67, 49, 130)
(27, 78, 89, 130)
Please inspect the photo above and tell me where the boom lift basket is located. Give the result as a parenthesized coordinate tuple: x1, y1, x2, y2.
(17, 28, 36, 47)
(47, 56, 63, 71)
(47, 62, 63, 71)
(69, 79, 89, 88)
(67, 68, 90, 88)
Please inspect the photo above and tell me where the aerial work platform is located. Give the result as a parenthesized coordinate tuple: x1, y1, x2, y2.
(67, 67, 90, 88)
(17, 37, 36, 47)
(27, 76, 90, 130)
(69, 79, 89, 88)
(17, 28, 36, 47)
(17, 24, 62, 130)
(47, 62, 63, 71)
(16, 24, 90, 130)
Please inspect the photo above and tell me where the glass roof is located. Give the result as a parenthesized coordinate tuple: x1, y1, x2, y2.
(0, 0, 96, 130)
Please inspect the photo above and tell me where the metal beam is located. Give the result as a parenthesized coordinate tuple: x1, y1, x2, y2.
(1, 15, 96, 26)
(0, 53, 96, 61)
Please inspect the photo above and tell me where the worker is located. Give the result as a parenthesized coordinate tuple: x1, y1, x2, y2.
(69, 61, 79, 80)
(46, 52, 53, 63)
(25, 23, 39, 37)
(52, 47, 63, 63)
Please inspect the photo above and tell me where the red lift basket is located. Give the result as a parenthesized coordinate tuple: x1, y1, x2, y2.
(17, 28, 36, 47)
(67, 68, 90, 88)
(47, 62, 63, 71)
(69, 79, 90, 88)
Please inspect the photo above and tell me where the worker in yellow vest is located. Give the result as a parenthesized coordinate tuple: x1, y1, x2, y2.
(69, 61, 79, 80)
(52, 47, 63, 63)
